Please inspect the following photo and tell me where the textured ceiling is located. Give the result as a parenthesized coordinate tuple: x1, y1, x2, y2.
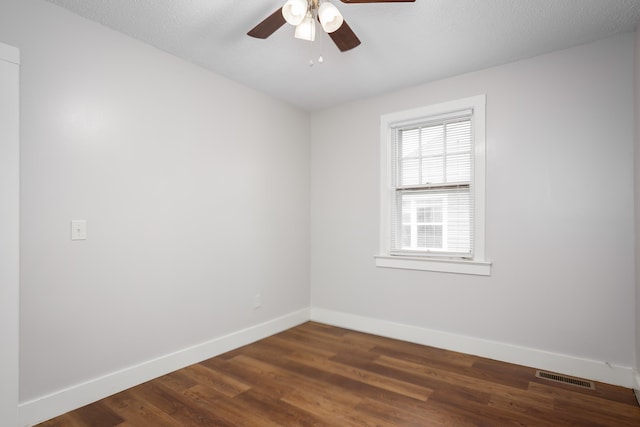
(45, 0, 640, 111)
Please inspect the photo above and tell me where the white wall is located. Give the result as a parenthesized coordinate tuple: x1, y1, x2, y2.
(0, 41, 20, 427)
(0, 0, 310, 420)
(311, 33, 636, 383)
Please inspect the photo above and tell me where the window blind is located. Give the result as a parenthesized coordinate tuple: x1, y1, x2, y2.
(390, 111, 474, 257)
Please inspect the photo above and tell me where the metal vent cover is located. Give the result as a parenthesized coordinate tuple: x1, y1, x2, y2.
(535, 370, 595, 390)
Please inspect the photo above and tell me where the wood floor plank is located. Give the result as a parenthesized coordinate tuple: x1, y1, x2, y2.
(372, 343, 474, 366)
(239, 341, 433, 406)
(233, 387, 330, 427)
(152, 370, 200, 393)
(180, 363, 251, 398)
(374, 354, 532, 395)
(286, 350, 433, 401)
(280, 326, 377, 355)
(528, 381, 640, 416)
(355, 397, 480, 427)
(367, 336, 477, 368)
(70, 402, 124, 427)
(37, 415, 92, 427)
(243, 355, 368, 425)
(102, 390, 184, 427)
(529, 372, 640, 405)
(132, 380, 234, 427)
(36, 322, 640, 426)
(229, 351, 381, 424)
(200, 356, 293, 399)
(180, 384, 286, 427)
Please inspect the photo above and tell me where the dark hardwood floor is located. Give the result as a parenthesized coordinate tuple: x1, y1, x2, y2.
(37, 322, 640, 426)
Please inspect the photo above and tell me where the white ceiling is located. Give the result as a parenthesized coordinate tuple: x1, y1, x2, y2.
(44, 0, 640, 111)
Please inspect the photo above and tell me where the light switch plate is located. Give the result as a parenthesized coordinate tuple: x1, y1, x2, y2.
(71, 220, 87, 240)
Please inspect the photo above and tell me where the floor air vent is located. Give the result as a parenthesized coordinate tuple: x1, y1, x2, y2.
(535, 370, 595, 390)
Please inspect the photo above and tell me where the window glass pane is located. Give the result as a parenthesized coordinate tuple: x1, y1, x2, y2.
(401, 158, 419, 185)
(422, 156, 443, 184)
(416, 206, 431, 223)
(446, 120, 471, 153)
(401, 193, 445, 251)
(397, 189, 471, 254)
(417, 225, 443, 249)
(416, 200, 442, 223)
(401, 199, 411, 223)
(421, 125, 444, 156)
(433, 205, 443, 222)
(417, 225, 427, 248)
(446, 153, 471, 182)
(401, 128, 420, 158)
(446, 191, 472, 253)
(402, 225, 411, 248)
(402, 210, 410, 223)
(429, 225, 443, 248)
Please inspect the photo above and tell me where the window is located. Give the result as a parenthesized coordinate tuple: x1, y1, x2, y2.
(376, 95, 490, 275)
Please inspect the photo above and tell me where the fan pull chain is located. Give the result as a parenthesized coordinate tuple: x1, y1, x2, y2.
(307, 5, 323, 67)
(309, 32, 324, 67)
(308, 34, 316, 66)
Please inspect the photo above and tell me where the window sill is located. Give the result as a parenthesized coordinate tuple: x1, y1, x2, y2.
(374, 255, 491, 276)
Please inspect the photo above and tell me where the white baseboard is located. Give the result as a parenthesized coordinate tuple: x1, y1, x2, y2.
(634, 370, 640, 406)
(19, 308, 310, 427)
(310, 308, 636, 389)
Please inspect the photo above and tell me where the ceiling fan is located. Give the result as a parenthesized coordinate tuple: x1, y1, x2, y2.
(248, 0, 416, 53)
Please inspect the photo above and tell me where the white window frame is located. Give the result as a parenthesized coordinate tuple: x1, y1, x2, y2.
(375, 95, 491, 276)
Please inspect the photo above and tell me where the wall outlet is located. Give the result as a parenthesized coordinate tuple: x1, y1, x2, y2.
(253, 293, 262, 309)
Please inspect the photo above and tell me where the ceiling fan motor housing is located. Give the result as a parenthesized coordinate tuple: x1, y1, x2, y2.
(248, 0, 415, 51)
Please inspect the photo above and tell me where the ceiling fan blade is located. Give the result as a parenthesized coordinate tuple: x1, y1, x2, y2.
(340, 0, 415, 3)
(328, 20, 361, 52)
(247, 8, 286, 39)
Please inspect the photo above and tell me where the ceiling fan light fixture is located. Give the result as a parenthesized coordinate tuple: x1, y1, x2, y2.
(318, 2, 344, 33)
(294, 13, 316, 41)
(282, 0, 308, 26)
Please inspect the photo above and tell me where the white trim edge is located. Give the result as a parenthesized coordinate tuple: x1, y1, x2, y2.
(375, 255, 491, 275)
(0, 42, 20, 65)
(378, 95, 489, 274)
(19, 308, 310, 427)
(310, 308, 635, 388)
(0, 40, 19, 427)
(634, 369, 640, 405)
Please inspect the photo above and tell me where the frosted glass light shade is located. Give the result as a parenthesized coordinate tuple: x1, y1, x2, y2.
(295, 14, 316, 41)
(318, 2, 343, 33)
(282, 0, 307, 26)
